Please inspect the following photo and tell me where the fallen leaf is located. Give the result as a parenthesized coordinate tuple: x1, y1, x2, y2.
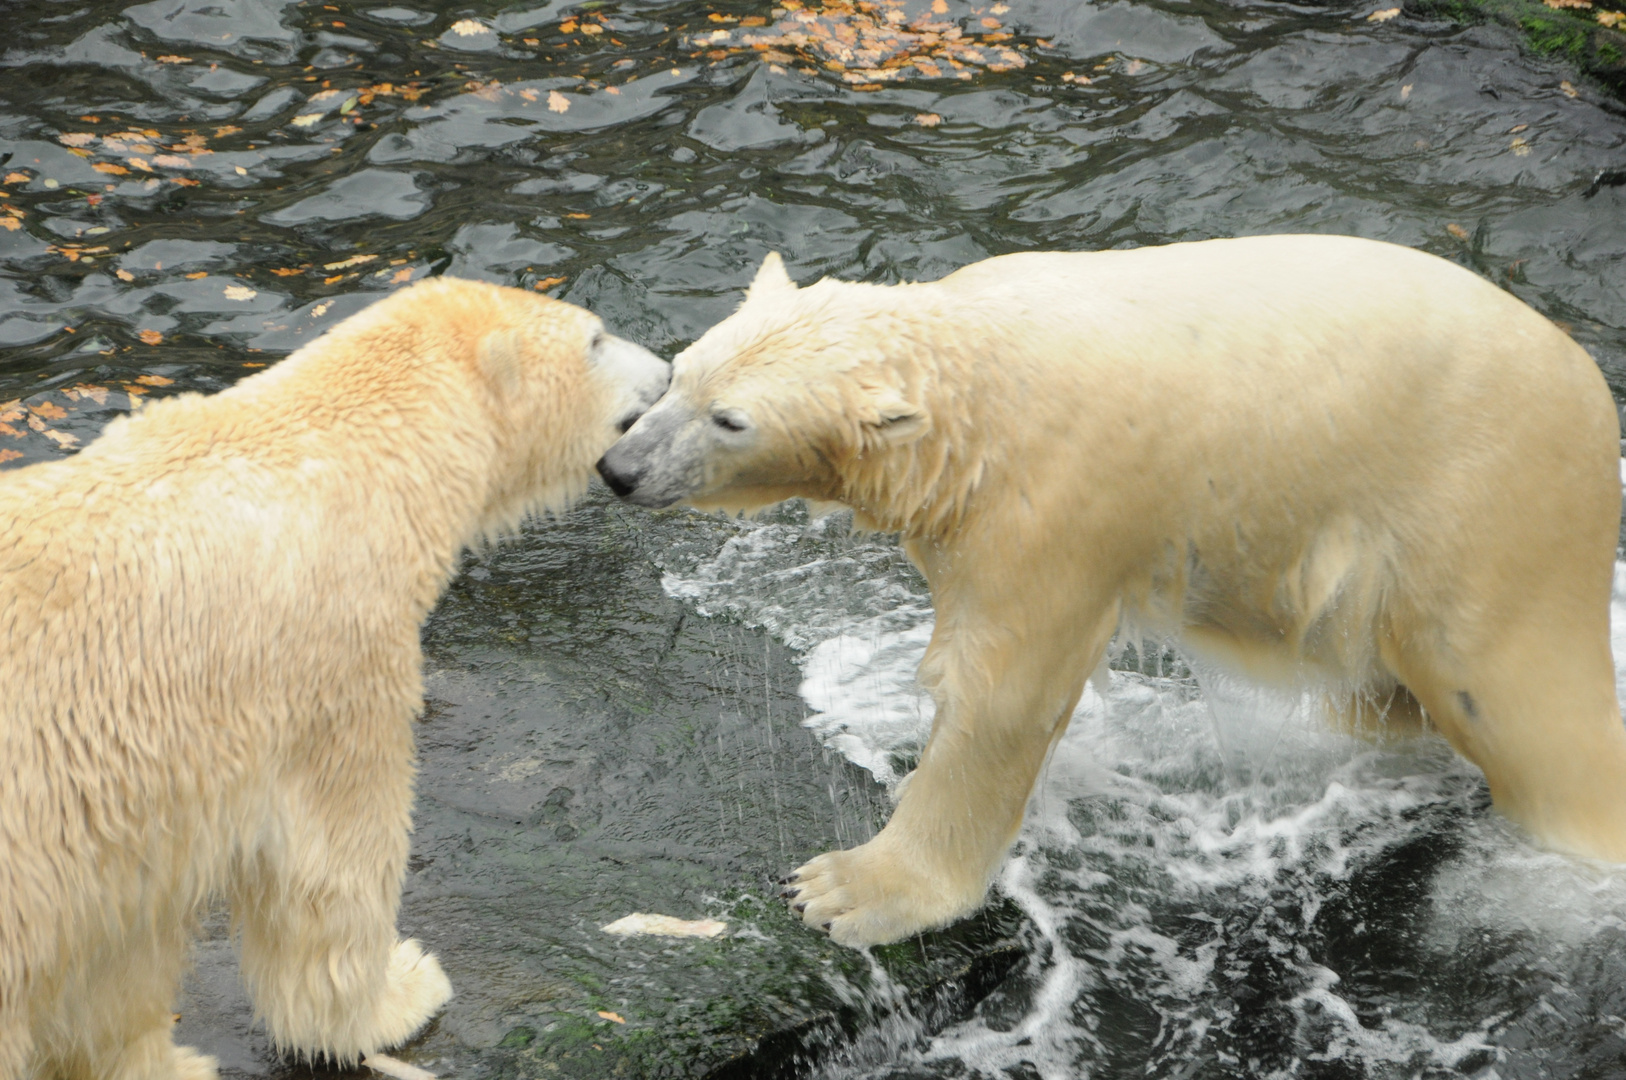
(1401, 82, 1413, 99)
(581, 22, 604, 34)
(1367, 6, 1401, 18)
(271, 267, 304, 276)
(450, 17, 489, 34)
(533, 275, 567, 290)
(156, 54, 192, 63)
(290, 114, 323, 127)
(58, 132, 97, 147)
(224, 285, 258, 301)
(152, 154, 190, 168)
(932, 0, 948, 10)
(1543, 0, 1592, 7)
(0, 219, 17, 232)
(138, 329, 163, 345)
(3, 172, 27, 184)
(31, 401, 67, 420)
(1446, 222, 1470, 240)
(129, 157, 153, 172)
(363, 1053, 437, 1080)
(1600, 10, 1625, 24)
(1511, 136, 1531, 156)
(324, 254, 378, 270)
(564, 212, 591, 219)
(312, 301, 333, 317)
(137, 375, 174, 386)
(547, 90, 570, 112)
(1509, 122, 1528, 132)
(215, 125, 242, 137)
(391, 268, 414, 283)
(116, 269, 135, 281)
(172, 177, 200, 186)
(915, 112, 942, 126)
(0, 449, 21, 464)
(980, 16, 1000, 27)
(561, 19, 579, 32)
(185, 271, 208, 279)
(92, 163, 130, 175)
(1561, 79, 1579, 97)
(600, 913, 727, 938)
(1125, 58, 1145, 74)
(66, 384, 109, 405)
(597, 1011, 625, 1024)
(42, 429, 79, 449)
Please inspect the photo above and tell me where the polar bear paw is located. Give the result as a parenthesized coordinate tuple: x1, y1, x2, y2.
(365, 939, 453, 1052)
(781, 839, 987, 948)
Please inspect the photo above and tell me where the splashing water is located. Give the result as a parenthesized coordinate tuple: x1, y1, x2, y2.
(663, 499, 1626, 1076)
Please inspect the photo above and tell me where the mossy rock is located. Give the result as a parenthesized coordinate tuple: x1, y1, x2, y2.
(1405, 0, 1626, 93)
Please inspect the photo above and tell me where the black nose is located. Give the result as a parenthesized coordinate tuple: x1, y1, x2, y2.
(596, 454, 637, 497)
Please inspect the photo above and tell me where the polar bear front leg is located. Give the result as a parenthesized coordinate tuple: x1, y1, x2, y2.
(234, 727, 450, 1063)
(785, 596, 1114, 947)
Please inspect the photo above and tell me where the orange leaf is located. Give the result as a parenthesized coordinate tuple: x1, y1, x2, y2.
(138, 329, 163, 345)
(1446, 223, 1470, 241)
(0, 449, 21, 464)
(137, 375, 174, 386)
(597, 1011, 625, 1024)
(3, 173, 27, 184)
(272, 267, 304, 276)
(391, 268, 414, 283)
(93, 163, 130, 175)
(30, 402, 67, 420)
(534, 275, 567, 290)
(185, 271, 208, 279)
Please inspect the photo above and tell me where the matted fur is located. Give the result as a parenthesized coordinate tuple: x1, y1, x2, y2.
(0, 278, 669, 1079)
(599, 236, 1626, 947)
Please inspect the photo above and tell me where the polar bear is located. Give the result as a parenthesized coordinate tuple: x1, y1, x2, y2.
(0, 278, 669, 1079)
(597, 235, 1626, 947)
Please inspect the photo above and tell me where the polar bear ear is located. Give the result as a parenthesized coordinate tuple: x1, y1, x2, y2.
(862, 383, 926, 443)
(745, 252, 796, 302)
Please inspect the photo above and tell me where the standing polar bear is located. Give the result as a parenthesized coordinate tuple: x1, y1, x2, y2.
(0, 278, 669, 1079)
(598, 235, 1626, 947)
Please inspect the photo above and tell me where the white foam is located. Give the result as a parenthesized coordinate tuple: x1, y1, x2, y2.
(660, 490, 1626, 1073)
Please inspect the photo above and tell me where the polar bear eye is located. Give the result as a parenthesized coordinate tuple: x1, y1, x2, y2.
(712, 410, 749, 433)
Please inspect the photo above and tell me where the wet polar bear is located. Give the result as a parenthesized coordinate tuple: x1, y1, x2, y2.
(598, 235, 1626, 947)
(0, 278, 669, 1079)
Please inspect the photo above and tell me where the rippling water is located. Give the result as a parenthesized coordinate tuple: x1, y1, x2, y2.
(5, 0, 1626, 1075)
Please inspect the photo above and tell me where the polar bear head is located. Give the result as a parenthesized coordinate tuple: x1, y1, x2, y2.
(596, 254, 929, 519)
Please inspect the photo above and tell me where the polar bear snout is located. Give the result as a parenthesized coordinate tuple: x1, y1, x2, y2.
(588, 332, 670, 432)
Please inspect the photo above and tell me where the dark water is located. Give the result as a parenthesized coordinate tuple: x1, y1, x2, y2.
(5, 0, 1626, 1075)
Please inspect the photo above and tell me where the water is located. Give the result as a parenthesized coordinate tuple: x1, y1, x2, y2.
(4, 0, 1626, 1075)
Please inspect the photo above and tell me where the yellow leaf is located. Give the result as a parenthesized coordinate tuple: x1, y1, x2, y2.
(323, 254, 378, 270)
(597, 1011, 625, 1024)
(185, 271, 208, 279)
(915, 112, 942, 126)
(1367, 7, 1401, 19)
(1561, 79, 1579, 96)
(138, 329, 163, 345)
(156, 54, 192, 63)
(223, 285, 257, 301)
(564, 212, 591, 219)
(42, 429, 79, 449)
(271, 267, 305, 276)
(31, 401, 66, 420)
(116, 269, 134, 281)
(152, 154, 190, 168)
(1446, 223, 1470, 240)
(137, 374, 174, 386)
(3, 172, 27, 184)
(93, 163, 130, 175)
(450, 18, 489, 34)
(58, 132, 97, 147)
(581, 23, 603, 34)
(391, 268, 414, 283)
(0, 219, 17, 231)
(548, 90, 570, 112)
(1600, 10, 1624, 24)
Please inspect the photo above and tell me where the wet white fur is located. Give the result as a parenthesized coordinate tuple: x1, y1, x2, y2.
(0, 278, 669, 1078)
(624, 236, 1626, 946)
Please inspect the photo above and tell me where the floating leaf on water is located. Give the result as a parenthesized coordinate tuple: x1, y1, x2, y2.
(92, 163, 129, 175)
(323, 254, 378, 270)
(1367, 6, 1400, 18)
(137, 375, 174, 386)
(561, 19, 579, 32)
(116, 269, 134, 281)
(42, 429, 78, 449)
(0, 219, 17, 231)
(58, 133, 97, 147)
(915, 112, 942, 126)
(0, 449, 21, 464)
(138, 329, 163, 345)
(3, 172, 27, 184)
(450, 18, 490, 34)
(312, 301, 333, 318)
(1446, 222, 1470, 240)
(290, 114, 323, 127)
(597, 1011, 625, 1023)
(533, 275, 567, 290)
(185, 271, 207, 279)
(31, 401, 66, 420)
(364, 1053, 437, 1080)
(600, 913, 727, 938)
(223, 285, 257, 301)
(391, 268, 414, 283)
(65, 384, 109, 405)
(547, 90, 570, 112)
(1511, 136, 1531, 156)
(1561, 79, 1579, 96)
